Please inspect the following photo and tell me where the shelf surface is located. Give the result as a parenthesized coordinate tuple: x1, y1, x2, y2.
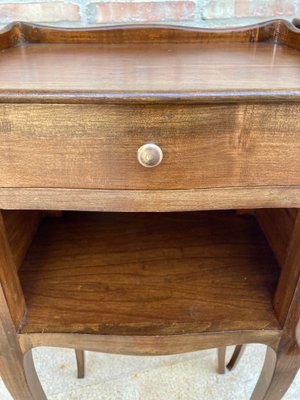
(19, 211, 281, 336)
(0, 42, 299, 95)
(0, 20, 299, 102)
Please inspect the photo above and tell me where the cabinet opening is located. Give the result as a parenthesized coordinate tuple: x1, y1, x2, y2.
(1, 209, 285, 337)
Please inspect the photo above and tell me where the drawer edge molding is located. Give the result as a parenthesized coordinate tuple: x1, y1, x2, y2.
(0, 186, 299, 212)
(1, 90, 300, 105)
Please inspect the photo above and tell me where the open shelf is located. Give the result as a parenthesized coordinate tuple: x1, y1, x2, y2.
(18, 211, 281, 336)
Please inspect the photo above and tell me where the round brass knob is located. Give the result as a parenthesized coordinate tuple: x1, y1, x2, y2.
(137, 143, 163, 168)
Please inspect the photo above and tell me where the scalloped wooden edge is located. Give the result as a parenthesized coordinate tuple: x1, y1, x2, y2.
(0, 18, 299, 49)
(0, 19, 299, 104)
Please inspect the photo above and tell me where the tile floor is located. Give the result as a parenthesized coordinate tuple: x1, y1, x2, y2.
(0, 344, 299, 399)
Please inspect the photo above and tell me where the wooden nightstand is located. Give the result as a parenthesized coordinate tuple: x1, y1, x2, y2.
(0, 19, 299, 400)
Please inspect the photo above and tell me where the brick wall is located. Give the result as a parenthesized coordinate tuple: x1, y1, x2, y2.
(0, 1, 299, 29)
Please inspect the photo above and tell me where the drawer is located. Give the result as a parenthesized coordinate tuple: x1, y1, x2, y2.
(0, 103, 300, 190)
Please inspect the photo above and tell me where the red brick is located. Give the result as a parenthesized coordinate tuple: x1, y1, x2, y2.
(203, 0, 235, 19)
(204, 0, 295, 19)
(90, 1, 195, 24)
(0, 2, 80, 23)
(235, 0, 250, 18)
(250, 0, 295, 17)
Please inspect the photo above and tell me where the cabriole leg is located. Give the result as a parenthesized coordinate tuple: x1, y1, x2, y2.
(75, 349, 85, 379)
(217, 347, 226, 374)
(0, 285, 46, 400)
(217, 345, 246, 374)
(250, 346, 299, 400)
(227, 344, 246, 371)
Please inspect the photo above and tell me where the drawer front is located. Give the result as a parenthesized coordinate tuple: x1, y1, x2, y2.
(0, 103, 299, 190)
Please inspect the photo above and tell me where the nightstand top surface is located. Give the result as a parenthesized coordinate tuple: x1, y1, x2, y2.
(0, 20, 299, 102)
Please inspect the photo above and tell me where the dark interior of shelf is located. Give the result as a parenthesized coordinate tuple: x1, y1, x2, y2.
(18, 211, 281, 336)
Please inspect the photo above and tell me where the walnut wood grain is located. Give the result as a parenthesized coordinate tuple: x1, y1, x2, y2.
(2, 211, 41, 270)
(251, 347, 299, 400)
(18, 330, 281, 357)
(0, 19, 297, 47)
(251, 231, 300, 399)
(0, 20, 298, 103)
(0, 19, 299, 400)
(255, 209, 297, 268)
(1, 187, 300, 212)
(0, 212, 25, 327)
(251, 208, 300, 398)
(18, 211, 280, 337)
(0, 283, 46, 400)
(274, 210, 300, 325)
(0, 43, 299, 94)
(1, 103, 300, 190)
